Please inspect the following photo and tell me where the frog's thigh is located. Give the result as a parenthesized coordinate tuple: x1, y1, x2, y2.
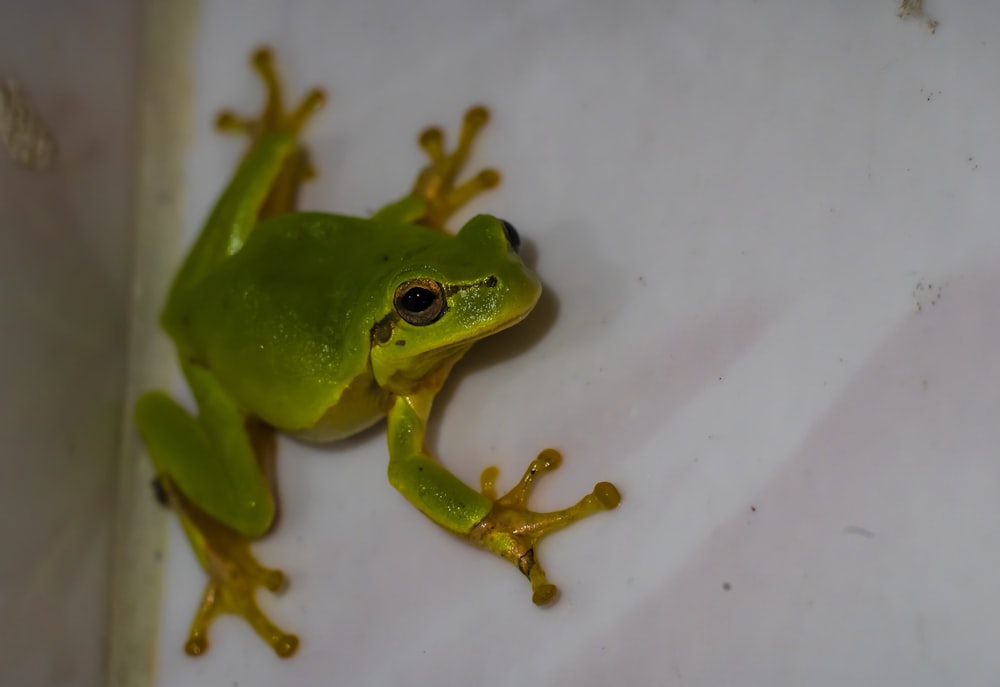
(135, 389, 274, 538)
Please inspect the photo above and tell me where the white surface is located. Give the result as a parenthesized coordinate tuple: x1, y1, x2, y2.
(147, 1, 1000, 685)
(0, 2, 138, 686)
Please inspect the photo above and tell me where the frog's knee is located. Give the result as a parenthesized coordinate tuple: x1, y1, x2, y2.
(227, 491, 276, 538)
(135, 391, 176, 428)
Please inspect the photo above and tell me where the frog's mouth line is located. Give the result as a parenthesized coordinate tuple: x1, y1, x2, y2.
(399, 305, 533, 362)
(473, 300, 536, 336)
(443, 272, 539, 341)
(370, 273, 537, 350)
(371, 274, 498, 346)
(440, 284, 540, 350)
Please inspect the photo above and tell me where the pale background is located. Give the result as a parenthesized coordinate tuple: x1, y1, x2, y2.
(0, 2, 137, 686)
(5, 1, 1000, 686)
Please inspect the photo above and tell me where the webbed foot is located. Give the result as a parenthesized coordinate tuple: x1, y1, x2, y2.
(472, 449, 620, 605)
(215, 47, 326, 218)
(165, 481, 300, 658)
(410, 106, 500, 230)
(215, 47, 325, 142)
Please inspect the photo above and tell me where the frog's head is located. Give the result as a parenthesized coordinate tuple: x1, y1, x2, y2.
(370, 214, 541, 393)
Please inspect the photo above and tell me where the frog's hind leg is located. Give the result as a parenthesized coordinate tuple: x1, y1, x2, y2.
(165, 48, 325, 321)
(372, 106, 501, 231)
(216, 48, 321, 141)
(167, 480, 298, 658)
(216, 47, 326, 220)
(135, 362, 299, 658)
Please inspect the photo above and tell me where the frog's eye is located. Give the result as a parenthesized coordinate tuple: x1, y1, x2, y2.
(499, 219, 521, 253)
(394, 278, 446, 325)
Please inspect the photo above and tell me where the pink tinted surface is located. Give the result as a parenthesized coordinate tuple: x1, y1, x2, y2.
(139, 1, 1000, 685)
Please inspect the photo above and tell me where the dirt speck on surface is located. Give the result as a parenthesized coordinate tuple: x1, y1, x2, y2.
(912, 281, 945, 313)
(897, 0, 939, 34)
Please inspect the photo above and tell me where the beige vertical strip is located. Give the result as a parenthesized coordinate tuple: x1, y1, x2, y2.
(109, 0, 198, 685)
(0, 76, 57, 168)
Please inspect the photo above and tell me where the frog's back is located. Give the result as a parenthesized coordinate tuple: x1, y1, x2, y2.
(168, 212, 444, 433)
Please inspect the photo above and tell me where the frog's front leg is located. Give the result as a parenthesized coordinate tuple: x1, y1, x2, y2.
(372, 106, 500, 230)
(473, 449, 621, 604)
(385, 394, 621, 604)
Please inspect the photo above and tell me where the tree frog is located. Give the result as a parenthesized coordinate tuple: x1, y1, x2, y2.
(136, 48, 620, 658)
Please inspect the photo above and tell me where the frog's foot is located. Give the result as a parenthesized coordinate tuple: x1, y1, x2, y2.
(411, 106, 501, 231)
(216, 47, 325, 141)
(166, 481, 299, 658)
(215, 47, 326, 217)
(472, 449, 621, 605)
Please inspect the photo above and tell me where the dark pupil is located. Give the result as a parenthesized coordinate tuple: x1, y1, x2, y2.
(401, 287, 436, 312)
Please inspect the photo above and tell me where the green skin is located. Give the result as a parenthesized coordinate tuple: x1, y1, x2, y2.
(135, 48, 619, 659)
(157, 203, 540, 537)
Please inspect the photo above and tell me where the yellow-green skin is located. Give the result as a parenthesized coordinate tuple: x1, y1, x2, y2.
(135, 50, 618, 658)
(144, 137, 539, 540)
